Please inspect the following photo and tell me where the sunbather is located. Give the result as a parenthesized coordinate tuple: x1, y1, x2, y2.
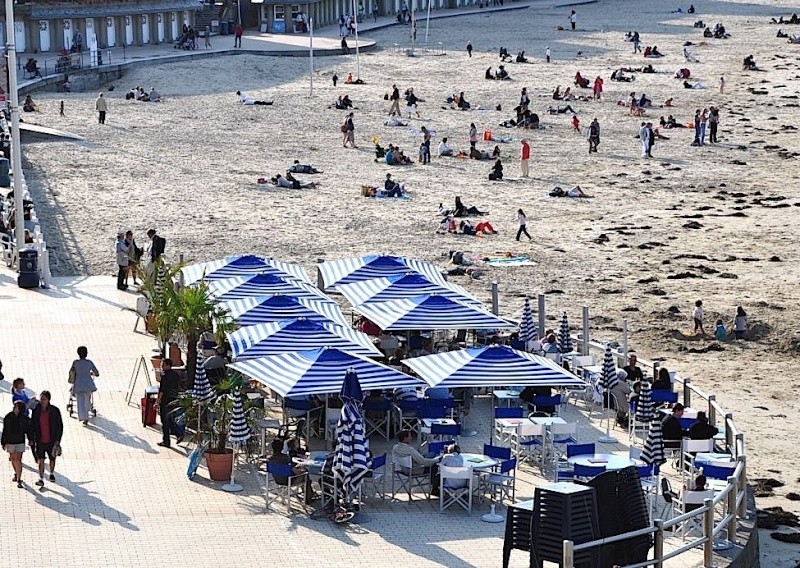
(288, 160, 322, 174)
(549, 185, 593, 198)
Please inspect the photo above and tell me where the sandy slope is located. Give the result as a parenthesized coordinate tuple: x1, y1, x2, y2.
(18, 0, 800, 562)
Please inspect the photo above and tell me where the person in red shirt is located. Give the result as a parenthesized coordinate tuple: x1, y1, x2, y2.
(572, 114, 580, 133)
(28, 391, 63, 486)
(520, 139, 530, 177)
(234, 23, 243, 48)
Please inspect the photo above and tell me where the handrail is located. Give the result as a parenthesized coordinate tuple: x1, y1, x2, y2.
(560, 327, 748, 568)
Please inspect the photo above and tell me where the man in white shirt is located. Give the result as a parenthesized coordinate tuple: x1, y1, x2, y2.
(437, 137, 454, 156)
(235, 91, 273, 106)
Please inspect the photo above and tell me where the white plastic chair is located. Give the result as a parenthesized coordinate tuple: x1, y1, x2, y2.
(439, 465, 473, 514)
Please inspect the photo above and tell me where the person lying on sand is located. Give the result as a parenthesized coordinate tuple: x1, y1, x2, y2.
(385, 113, 408, 127)
(548, 104, 578, 115)
(660, 115, 686, 129)
(435, 216, 457, 234)
(459, 220, 497, 236)
(271, 173, 315, 189)
(683, 80, 705, 89)
(470, 148, 492, 160)
(549, 185, 593, 198)
(288, 160, 322, 174)
(610, 69, 635, 82)
(237, 91, 273, 106)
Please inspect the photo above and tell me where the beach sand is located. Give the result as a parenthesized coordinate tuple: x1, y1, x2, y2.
(19, 0, 800, 562)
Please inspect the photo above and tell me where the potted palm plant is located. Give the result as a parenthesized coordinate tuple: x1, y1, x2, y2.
(139, 260, 181, 369)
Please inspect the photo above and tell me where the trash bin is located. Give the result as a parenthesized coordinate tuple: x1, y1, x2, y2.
(17, 248, 39, 289)
(220, 20, 229, 35)
(0, 156, 9, 188)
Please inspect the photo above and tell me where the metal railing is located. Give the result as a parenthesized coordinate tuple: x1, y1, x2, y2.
(18, 49, 117, 81)
(555, 320, 749, 568)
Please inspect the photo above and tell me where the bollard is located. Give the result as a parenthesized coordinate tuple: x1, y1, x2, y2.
(582, 306, 589, 356)
(727, 475, 738, 542)
(562, 540, 574, 568)
(538, 294, 545, 338)
(653, 519, 664, 568)
(703, 498, 714, 567)
(491, 280, 499, 316)
(683, 377, 692, 408)
(707, 394, 716, 427)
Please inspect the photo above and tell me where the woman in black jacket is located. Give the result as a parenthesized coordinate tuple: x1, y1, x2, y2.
(2, 401, 30, 488)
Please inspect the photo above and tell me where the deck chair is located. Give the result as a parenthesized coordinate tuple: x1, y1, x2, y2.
(391, 454, 431, 502)
(265, 462, 308, 513)
(439, 465, 473, 514)
(511, 422, 544, 466)
(678, 489, 715, 538)
(363, 398, 392, 440)
(360, 453, 388, 500)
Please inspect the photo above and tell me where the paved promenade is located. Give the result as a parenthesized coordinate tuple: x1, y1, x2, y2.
(0, 270, 708, 568)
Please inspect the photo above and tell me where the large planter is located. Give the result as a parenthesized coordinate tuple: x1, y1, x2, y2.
(205, 449, 234, 481)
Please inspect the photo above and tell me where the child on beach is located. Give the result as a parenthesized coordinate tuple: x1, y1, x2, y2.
(733, 307, 747, 339)
(714, 318, 727, 341)
(572, 115, 580, 133)
(692, 300, 705, 335)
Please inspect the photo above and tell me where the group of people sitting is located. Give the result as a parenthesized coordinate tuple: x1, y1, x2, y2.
(375, 143, 413, 165)
(574, 72, 590, 88)
(498, 47, 529, 63)
(659, 115, 686, 129)
(438, 196, 487, 217)
(702, 23, 730, 38)
(125, 86, 161, 102)
(331, 94, 354, 110)
(485, 65, 511, 80)
(270, 171, 316, 189)
(771, 13, 800, 24)
(445, 92, 471, 110)
(499, 107, 540, 129)
(470, 146, 501, 161)
(610, 68, 635, 82)
(643, 45, 664, 57)
(743, 55, 758, 70)
(436, 217, 497, 235)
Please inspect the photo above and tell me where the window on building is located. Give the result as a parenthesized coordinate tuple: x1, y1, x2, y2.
(274, 5, 285, 20)
(290, 4, 301, 20)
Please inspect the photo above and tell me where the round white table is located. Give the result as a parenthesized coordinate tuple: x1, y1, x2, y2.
(459, 453, 499, 470)
(567, 453, 639, 471)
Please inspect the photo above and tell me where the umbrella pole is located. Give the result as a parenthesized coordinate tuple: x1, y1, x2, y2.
(598, 398, 618, 444)
(222, 445, 244, 492)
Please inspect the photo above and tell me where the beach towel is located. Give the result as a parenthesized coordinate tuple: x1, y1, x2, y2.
(485, 256, 536, 267)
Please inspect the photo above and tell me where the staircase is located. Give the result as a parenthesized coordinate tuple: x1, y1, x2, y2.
(193, 1, 236, 33)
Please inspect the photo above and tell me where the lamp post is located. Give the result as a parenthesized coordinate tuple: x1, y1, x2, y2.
(308, 18, 314, 97)
(4, 0, 24, 257)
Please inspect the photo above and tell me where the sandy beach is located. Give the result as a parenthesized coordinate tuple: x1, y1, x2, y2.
(17, 0, 800, 562)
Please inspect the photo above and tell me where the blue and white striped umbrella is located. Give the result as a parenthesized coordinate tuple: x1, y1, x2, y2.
(227, 347, 425, 397)
(317, 254, 446, 291)
(352, 294, 515, 331)
(519, 298, 537, 348)
(641, 417, 666, 465)
(181, 254, 311, 286)
(207, 273, 329, 303)
(333, 369, 372, 496)
(228, 388, 251, 446)
(558, 312, 573, 354)
(600, 343, 619, 392)
(403, 345, 586, 388)
(635, 379, 655, 423)
(219, 295, 348, 327)
(191, 351, 214, 402)
(226, 318, 382, 359)
(337, 273, 480, 306)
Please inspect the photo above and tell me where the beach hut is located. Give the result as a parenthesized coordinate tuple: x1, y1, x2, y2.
(227, 318, 381, 359)
(181, 254, 311, 285)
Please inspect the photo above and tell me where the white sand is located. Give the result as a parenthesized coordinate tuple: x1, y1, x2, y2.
(19, 0, 800, 561)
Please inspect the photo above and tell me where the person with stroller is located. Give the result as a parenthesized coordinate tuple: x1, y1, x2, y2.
(69, 346, 99, 426)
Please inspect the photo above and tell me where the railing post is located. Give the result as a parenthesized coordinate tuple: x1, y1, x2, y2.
(562, 539, 574, 568)
(652, 360, 660, 381)
(491, 280, 498, 316)
(703, 498, 714, 567)
(682, 376, 691, 408)
(735, 433, 744, 460)
(707, 394, 716, 427)
(621, 317, 628, 361)
(737, 456, 747, 517)
(537, 293, 545, 338)
(653, 519, 664, 568)
(727, 475, 738, 541)
(581, 305, 589, 356)
(724, 412, 733, 452)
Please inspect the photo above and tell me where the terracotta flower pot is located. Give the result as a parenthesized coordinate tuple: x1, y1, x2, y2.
(205, 449, 234, 481)
(150, 356, 163, 371)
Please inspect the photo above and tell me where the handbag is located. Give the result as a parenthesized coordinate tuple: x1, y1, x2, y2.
(68, 364, 76, 385)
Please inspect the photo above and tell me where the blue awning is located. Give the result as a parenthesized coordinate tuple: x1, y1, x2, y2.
(181, 254, 310, 286)
(220, 294, 348, 327)
(207, 273, 329, 303)
(337, 273, 480, 306)
(317, 255, 446, 291)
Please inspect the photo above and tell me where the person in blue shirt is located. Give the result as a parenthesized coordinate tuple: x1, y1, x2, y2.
(385, 146, 395, 165)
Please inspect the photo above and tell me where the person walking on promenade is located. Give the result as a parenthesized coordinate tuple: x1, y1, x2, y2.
(467, 41, 473, 57)
(234, 23, 243, 48)
(516, 209, 532, 241)
(95, 93, 107, 124)
(3, 401, 30, 488)
(156, 359, 182, 448)
(116, 232, 129, 291)
(70, 346, 99, 426)
(204, 26, 212, 49)
(28, 391, 63, 486)
(388, 84, 401, 115)
(588, 118, 600, 154)
(520, 139, 530, 177)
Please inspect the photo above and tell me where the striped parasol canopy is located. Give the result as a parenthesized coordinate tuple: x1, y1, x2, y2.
(333, 369, 372, 497)
(227, 347, 424, 397)
(181, 254, 310, 286)
(228, 388, 251, 446)
(337, 272, 480, 306)
(600, 343, 619, 392)
(635, 379, 655, 423)
(191, 351, 214, 402)
(317, 254, 446, 291)
(519, 298, 537, 349)
(207, 273, 329, 303)
(219, 295, 349, 327)
(403, 345, 585, 389)
(226, 318, 381, 359)
(351, 294, 515, 331)
(558, 311, 573, 354)
(641, 417, 666, 465)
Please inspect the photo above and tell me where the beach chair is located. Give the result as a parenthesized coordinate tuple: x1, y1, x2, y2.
(574, 463, 606, 481)
(363, 398, 392, 440)
(439, 465, 473, 514)
(264, 462, 308, 513)
(391, 454, 431, 502)
(360, 453, 387, 500)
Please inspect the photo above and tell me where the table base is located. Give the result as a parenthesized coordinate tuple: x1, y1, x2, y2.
(482, 504, 505, 523)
